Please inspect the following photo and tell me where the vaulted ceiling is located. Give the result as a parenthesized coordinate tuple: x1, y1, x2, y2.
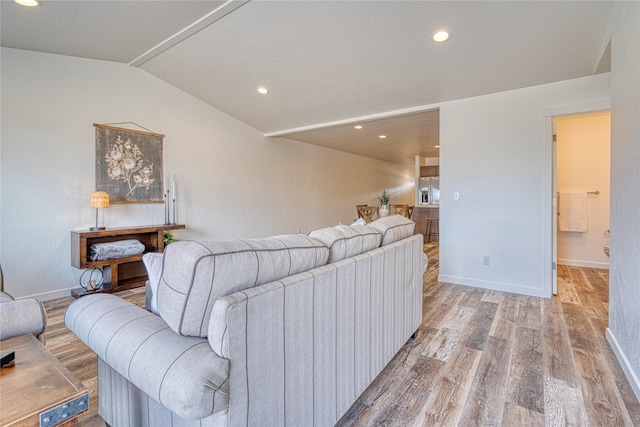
(1, 0, 613, 165)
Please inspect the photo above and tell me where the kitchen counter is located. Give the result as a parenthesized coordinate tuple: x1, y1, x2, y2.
(411, 206, 439, 239)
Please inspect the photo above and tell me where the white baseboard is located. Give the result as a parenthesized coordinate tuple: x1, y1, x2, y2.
(437, 275, 548, 298)
(606, 328, 640, 403)
(20, 287, 75, 301)
(558, 259, 609, 270)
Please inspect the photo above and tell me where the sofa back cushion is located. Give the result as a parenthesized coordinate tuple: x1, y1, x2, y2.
(308, 225, 381, 263)
(367, 215, 416, 245)
(157, 234, 329, 337)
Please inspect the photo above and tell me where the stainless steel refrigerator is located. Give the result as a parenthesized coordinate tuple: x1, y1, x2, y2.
(418, 176, 440, 205)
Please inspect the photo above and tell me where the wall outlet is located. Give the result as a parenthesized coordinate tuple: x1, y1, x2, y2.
(483, 255, 491, 265)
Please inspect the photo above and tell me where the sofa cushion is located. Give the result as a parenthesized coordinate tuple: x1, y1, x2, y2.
(308, 225, 381, 263)
(158, 234, 329, 337)
(367, 214, 416, 246)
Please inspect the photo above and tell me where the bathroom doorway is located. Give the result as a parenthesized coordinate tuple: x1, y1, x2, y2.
(556, 112, 611, 269)
(549, 110, 611, 295)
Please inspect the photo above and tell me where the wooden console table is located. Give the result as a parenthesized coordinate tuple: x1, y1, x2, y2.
(0, 334, 89, 427)
(70, 224, 185, 297)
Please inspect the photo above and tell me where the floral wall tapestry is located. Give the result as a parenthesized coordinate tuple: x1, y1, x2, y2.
(95, 124, 164, 203)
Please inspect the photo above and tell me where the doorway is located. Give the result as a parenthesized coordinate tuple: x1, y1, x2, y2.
(545, 101, 611, 295)
(556, 113, 611, 271)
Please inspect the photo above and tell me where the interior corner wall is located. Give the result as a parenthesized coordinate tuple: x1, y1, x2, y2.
(438, 73, 610, 297)
(0, 47, 412, 300)
(606, 0, 640, 403)
(557, 113, 611, 269)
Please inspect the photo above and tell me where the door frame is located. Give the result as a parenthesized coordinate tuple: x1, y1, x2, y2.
(543, 100, 611, 296)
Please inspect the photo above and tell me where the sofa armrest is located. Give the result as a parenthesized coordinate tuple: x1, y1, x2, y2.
(64, 294, 230, 420)
(0, 295, 47, 342)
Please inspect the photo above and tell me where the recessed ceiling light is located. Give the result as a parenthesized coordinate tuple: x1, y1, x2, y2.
(354, 125, 363, 130)
(257, 87, 269, 94)
(432, 30, 449, 43)
(378, 135, 387, 139)
(434, 145, 440, 148)
(15, 0, 41, 5)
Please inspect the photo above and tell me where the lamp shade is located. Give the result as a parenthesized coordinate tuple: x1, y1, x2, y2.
(90, 191, 110, 209)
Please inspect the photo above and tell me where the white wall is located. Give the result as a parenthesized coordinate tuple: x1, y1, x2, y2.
(606, 1, 640, 403)
(438, 73, 610, 297)
(0, 47, 413, 300)
(557, 113, 610, 269)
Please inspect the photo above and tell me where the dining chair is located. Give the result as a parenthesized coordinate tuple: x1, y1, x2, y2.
(389, 204, 409, 217)
(356, 204, 369, 220)
(407, 205, 414, 219)
(357, 205, 380, 223)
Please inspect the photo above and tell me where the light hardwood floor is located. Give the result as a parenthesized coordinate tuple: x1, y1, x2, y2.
(43, 243, 640, 426)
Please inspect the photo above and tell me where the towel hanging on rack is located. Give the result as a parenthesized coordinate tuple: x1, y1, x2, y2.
(558, 192, 588, 232)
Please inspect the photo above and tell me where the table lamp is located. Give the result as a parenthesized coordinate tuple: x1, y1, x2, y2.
(90, 191, 110, 231)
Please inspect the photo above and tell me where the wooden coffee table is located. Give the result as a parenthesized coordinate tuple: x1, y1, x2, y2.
(0, 334, 89, 427)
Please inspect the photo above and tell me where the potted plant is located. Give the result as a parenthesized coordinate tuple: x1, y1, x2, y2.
(164, 231, 178, 246)
(378, 190, 390, 217)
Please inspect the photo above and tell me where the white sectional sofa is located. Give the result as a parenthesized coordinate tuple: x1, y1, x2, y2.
(65, 215, 426, 427)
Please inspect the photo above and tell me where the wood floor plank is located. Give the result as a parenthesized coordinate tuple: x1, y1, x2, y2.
(414, 346, 482, 427)
(517, 295, 542, 330)
(507, 326, 544, 414)
(422, 327, 465, 362)
(502, 402, 545, 426)
(578, 290, 609, 320)
(582, 268, 609, 303)
(558, 275, 581, 305)
(430, 302, 475, 330)
(422, 290, 465, 328)
(366, 355, 445, 426)
(562, 302, 600, 352)
(458, 336, 512, 426)
(541, 297, 579, 387)
(457, 286, 485, 309)
(339, 328, 444, 425)
(567, 266, 592, 293)
(462, 301, 499, 351)
(572, 347, 635, 426)
(544, 375, 589, 426)
(480, 289, 504, 304)
(589, 318, 640, 425)
(489, 293, 520, 341)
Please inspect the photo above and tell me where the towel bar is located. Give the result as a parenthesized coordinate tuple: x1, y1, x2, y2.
(556, 191, 600, 195)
